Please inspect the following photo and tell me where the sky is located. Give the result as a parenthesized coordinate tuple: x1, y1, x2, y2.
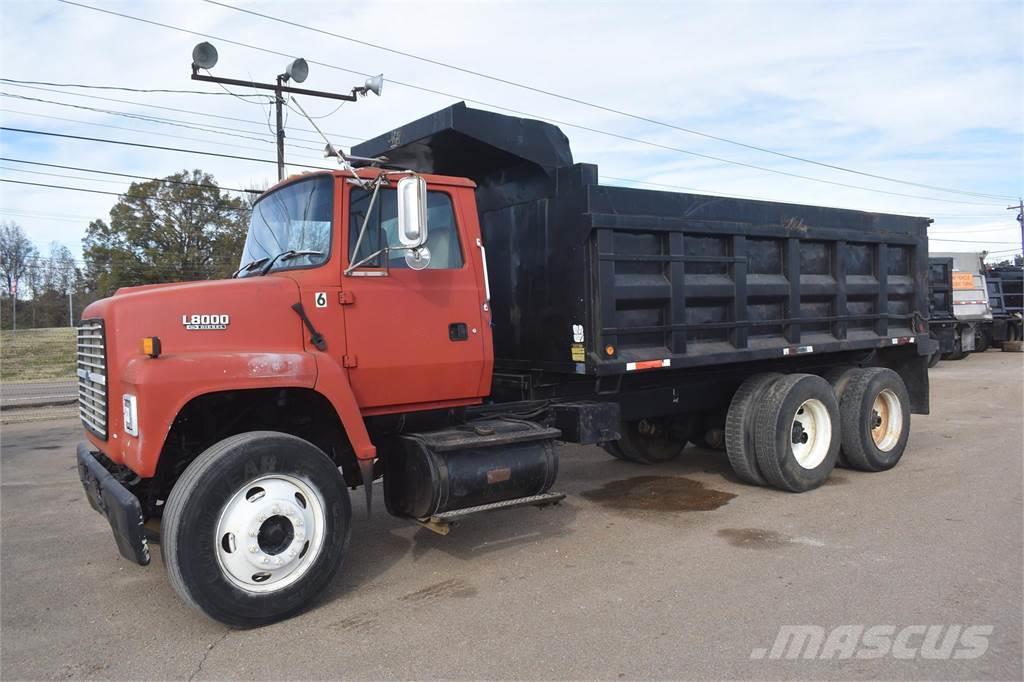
(0, 0, 1022, 265)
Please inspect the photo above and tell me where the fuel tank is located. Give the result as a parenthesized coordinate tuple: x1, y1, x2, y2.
(382, 418, 560, 519)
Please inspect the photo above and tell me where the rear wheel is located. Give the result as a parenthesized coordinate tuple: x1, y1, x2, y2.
(975, 330, 991, 353)
(724, 373, 782, 485)
(754, 374, 840, 492)
(601, 418, 686, 464)
(820, 366, 860, 467)
(942, 337, 969, 361)
(163, 431, 351, 627)
(836, 368, 911, 472)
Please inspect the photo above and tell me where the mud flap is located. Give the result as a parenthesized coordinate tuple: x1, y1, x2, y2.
(76, 443, 150, 566)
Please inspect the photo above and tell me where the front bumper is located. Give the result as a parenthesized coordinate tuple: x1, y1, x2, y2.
(76, 443, 150, 566)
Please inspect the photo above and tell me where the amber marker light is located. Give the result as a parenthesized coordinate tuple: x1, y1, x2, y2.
(141, 337, 162, 358)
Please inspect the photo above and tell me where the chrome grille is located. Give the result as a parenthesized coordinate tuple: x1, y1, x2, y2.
(77, 319, 108, 438)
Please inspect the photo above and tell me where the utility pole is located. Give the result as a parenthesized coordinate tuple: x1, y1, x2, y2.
(275, 76, 286, 182)
(1009, 198, 1024, 265)
(188, 42, 382, 182)
(68, 290, 74, 328)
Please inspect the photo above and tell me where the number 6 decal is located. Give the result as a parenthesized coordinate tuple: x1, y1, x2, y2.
(314, 292, 327, 308)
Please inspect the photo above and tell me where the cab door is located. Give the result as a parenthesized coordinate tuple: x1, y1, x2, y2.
(339, 181, 490, 413)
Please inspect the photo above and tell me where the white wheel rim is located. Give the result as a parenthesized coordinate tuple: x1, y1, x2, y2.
(871, 389, 903, 452)
(790, 398, 832, 469)
(214, 474, 326, 594)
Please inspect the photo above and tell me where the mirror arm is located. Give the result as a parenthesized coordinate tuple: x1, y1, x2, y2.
(344, 177, 384, 276)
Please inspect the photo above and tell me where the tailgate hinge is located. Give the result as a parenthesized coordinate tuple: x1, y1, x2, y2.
(339, 291, 355, 305)
(342, 354, 358, 368)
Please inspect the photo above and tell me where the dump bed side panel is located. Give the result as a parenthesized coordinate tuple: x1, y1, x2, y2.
(585, 186, 931, 375)
(928, 257, 955, 320)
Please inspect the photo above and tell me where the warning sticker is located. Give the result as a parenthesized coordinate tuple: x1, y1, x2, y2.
(570, 343, 585, 362)
(952, 272, 975, 290)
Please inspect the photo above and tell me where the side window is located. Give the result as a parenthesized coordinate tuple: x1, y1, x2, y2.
(348, 188, 463, 269)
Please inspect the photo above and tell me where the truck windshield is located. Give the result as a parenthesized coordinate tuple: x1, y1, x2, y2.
(239, 175, 333, 276)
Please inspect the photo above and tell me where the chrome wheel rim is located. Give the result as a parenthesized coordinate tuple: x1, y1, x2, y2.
(215, 474, 325, 593)
(871, 389, 903, 452)
(790, 398, 832, 469)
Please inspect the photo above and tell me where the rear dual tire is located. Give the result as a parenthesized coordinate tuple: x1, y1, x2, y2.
(754, 374, 841, 492)
(724, 368, 911, 491)
(835, 368, 911, 472)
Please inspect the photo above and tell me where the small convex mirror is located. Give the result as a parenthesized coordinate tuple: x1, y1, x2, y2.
(396, 175, 428, 248)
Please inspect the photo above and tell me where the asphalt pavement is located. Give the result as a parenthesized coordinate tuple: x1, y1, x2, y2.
(1, 352, 1021, 680)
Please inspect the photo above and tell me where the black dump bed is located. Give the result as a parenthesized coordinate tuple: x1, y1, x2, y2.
(987, 266, 1023, 316)
(355, 103, 932, 377)
(928, 257, 955, 321)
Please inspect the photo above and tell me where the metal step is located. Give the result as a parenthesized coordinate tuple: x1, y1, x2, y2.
(417, 492, 566, 535)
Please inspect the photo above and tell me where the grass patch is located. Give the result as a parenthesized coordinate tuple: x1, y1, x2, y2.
(1, 327, 77, 382)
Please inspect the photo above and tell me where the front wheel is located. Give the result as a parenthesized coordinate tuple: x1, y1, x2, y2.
(162, 431, 351, 627)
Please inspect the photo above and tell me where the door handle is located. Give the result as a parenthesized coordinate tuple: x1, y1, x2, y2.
(449, 323, 469, 341)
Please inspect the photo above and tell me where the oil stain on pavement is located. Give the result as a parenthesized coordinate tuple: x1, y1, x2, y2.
(580, 476, 736, 513)
(717, 528, 825, 549)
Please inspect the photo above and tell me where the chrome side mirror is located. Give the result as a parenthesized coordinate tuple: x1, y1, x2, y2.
(396, 175, 428, 248)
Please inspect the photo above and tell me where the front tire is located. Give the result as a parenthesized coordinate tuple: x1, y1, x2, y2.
(163, 431, 351, 627)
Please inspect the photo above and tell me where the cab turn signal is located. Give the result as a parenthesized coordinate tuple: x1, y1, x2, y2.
(141, 336, 162, 358)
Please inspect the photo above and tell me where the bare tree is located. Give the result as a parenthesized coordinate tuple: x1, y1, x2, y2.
(0, 221, 38, 330)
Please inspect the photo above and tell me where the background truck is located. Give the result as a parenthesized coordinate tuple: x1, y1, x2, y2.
(931, 252, 993, 359)
(927, 257, 957, 366)
(984, 265, 1023, 348)
(75, 103, 933, 627)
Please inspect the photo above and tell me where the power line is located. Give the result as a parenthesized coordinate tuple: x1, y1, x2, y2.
(1, 178, 121, 197)
(0, 178, 252, 213)
(205, 0, 1016, 202)
(12, 87, 1015, 218)
(0, 77, 271, 98)
(0, 158, 261, 194)
(59, 0, 1010, 209)
(46, 2, 1015, 209)
(1, 82, 362, 142)
(0, 106, 331, 161)
(0, 91, 330, 149)
(0, 126, 337, 172)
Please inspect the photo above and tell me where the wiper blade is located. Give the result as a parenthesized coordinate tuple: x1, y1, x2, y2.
(232, 257, 268, 278)
(258, 249, 324, 275)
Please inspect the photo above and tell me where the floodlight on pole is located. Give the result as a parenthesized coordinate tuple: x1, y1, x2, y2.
(359, 74, 384, 97)
(283, 58, 309, 83)
(191, 42, 218, 70)
(187, 42, 382, 180)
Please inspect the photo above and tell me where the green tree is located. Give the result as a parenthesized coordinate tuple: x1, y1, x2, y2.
(83, 170, 249, 296)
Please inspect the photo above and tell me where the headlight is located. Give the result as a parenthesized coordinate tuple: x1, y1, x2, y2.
(122, 394, 139, 437)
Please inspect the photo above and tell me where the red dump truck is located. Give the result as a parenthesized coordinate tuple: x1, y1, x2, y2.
(76, 104, 933, 626)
